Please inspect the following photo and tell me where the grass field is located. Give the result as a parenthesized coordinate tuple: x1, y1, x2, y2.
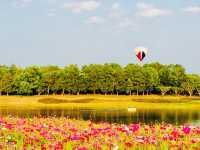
(0, 95, 200, 110)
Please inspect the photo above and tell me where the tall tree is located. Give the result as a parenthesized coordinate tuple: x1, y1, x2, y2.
(181, 74, 198, 96)
(65, 64, 82, 95)
(0, 63, 198, 96)
(195, 75, 200, 96)
(159, 86, 171, 96)
(100, 64, 112, 95)
(82, 64, 103, 94)
(2, 70, 13, 96)
(0, 65, 9, 95)
(14, 66, 42, 95)
(168, 64, 186, 87)
(40, 65, 60, 95)
(108, 64, 125, 95)
(124, 64, 144, 95)
(142, 66, 159, 95)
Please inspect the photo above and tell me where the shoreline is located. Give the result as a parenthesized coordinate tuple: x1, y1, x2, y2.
(0, 95, 200, 110)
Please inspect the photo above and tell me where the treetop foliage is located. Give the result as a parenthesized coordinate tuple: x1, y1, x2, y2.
(0, 62, 199, 96)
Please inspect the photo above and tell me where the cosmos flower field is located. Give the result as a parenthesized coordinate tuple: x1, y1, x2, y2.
(0, 117, 200, 150)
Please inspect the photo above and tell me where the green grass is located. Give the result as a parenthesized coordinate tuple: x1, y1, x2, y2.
(0, 95, 200, 110)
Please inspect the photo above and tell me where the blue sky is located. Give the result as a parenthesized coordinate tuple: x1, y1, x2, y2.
(0, 0, 200, 73)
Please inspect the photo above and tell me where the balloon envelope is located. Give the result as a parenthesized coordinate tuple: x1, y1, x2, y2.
(134, 47, 148, 61)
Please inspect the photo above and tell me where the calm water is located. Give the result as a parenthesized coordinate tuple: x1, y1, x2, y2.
(0, 107, 200, 125)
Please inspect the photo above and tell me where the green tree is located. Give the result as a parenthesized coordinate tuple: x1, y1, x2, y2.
(0, 65, 9, 95)
(2, 70, 13, 95)
(168, 64, 186, 87)
(14, 66, 42, 95)
(124, 64, 144, 95)
(100, 64, 123, 95)
(171, 87, 183, 96)
(181, 74, 198, 96)
(158, 64, 186, 96)
(159, 65, 172, 86)
(65, 64, 82, 95)
(194, 75, 200, 96)
(158, 86, 171, 96)
(41, 66, 61, 95)
(0, 63, 197, 96)
(82, 64, 103, 94)
(142, 67, 159, 95)
(159, 64, 185, 87)
(56, 69, 67, 95)
(144, 62, 163, 72)
(109, 64, 125, 95)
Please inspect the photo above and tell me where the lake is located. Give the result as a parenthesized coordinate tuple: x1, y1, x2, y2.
(0, 107, 200, 125)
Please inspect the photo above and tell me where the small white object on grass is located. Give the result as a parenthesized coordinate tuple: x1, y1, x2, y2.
(127, 107, 136, 112)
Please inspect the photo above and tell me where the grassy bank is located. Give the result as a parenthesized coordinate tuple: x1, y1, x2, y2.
(0, 95, 200, 110)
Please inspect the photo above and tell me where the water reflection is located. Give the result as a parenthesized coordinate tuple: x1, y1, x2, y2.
(0, 108, 200, 125)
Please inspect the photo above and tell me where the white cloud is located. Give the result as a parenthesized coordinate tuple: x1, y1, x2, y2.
(112, 18, 136, 33)
(47, 13, 56, 17)
(13, 0, 32, 8)
(111, 3, 120, 10)
(47, 9, 56, 17)
(118, 18, 133, 28)
(47, 0, 57, 5)
(86, 16, 105, 24)
(183, 6, 200, 14)
(20, 0, 32, 3)
(109, 2, 135, 31)
(63, 1, 100, 13)
(136, 3, 172, 17)
(109, 11, 122, 19)
(109, 3, 123, 19)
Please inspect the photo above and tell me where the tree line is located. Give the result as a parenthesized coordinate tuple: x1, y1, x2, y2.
(0, 63, 200, 96)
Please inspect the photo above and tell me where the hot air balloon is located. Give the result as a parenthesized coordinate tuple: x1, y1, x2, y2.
(134, 47, 148, 62)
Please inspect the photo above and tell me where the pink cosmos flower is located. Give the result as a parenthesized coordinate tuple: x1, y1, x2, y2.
(5, 123, 13, 130)
(92, 143, 102, 150)
(70, 135, 86, 142)
(73, 146, 89, 150)
(54, 142, 63, 150)
(195, 128, 200, 135)
(17, 118, 26, 126)
(70, 128, 78, 132)
(171, 129, 179, 140)
(129, 124, 140, 132)
(0, 118, 4, 124)
(191, 138, 198, 144)
(182, 126, 191, 135)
